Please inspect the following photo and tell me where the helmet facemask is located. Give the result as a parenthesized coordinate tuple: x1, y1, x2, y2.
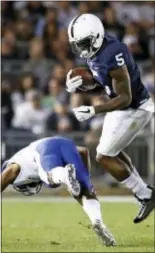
(13, 181, 42, 196)
(70, 35, 99, 59)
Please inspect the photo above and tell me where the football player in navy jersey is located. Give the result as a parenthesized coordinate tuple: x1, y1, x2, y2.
(66, 14, 155, 224)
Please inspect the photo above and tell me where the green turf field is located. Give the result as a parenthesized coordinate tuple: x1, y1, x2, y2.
(2, 200, 154, 252)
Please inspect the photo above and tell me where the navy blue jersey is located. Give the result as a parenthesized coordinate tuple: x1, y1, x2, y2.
(87, 33, 149, 109)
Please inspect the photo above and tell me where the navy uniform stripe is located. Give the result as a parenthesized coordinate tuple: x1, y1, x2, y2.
(71, 15, 81, 37)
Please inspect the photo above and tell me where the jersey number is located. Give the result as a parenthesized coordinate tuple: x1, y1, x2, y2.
(115, 53, 125, 66)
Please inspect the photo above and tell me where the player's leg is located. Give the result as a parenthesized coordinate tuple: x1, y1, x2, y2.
(96, 108, 155, 223)
(76, 193, 116, 246)
(35, 150, 81, 194)
(77, 146, 91, 172)
(60, 141, 116, 246)
(118, 151, 142, 177)
(34, 139, 80, 194)
(34, 140, 68, 187)
(60, 140, 93, 195)
(118, 151, 133, 170)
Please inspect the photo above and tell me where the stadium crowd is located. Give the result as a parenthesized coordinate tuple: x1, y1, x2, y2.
(2, 1, 155, 137)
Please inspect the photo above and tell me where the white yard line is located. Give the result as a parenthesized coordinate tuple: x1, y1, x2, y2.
(1, 196, 136, 203)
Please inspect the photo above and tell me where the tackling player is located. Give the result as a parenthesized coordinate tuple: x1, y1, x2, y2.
(66, 14, 155, 224)
(1, 136, 115, 246)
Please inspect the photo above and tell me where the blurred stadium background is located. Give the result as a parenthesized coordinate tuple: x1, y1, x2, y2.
(1, 1, 155, 196)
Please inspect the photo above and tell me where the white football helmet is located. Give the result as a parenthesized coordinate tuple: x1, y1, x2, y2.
(68, 14, 104, 59)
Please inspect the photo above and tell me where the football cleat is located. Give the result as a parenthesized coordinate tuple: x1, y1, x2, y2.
(92, 220, 116, 246)
(65, 164, 81, 197)
(134, 186, 155, 223)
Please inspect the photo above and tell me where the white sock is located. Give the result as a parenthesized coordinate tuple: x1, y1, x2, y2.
(49, 166, 66, 184)
(132, 166, 140, 177)
(121, 171, 152, 199)
(82, 196, 106, 227)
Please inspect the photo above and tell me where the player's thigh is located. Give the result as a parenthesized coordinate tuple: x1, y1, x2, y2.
(61, 141, 93, 191)
(35, 139, 64, 171)
(34, 149, 64, 186)
(97, 109, 152, 156)
(36, 151, 63, 172)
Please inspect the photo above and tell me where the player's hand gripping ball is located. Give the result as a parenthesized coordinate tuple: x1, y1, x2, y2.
(66, 67, 97, 93)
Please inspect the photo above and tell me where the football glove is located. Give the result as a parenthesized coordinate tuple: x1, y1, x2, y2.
(66, 69, 83, 93)
(72, 106, 95, 122)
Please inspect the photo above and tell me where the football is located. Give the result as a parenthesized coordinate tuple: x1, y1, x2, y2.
(71, 67, 97, 91)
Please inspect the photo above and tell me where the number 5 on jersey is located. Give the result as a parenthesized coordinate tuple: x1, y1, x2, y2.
(115, 53, 125, 66)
